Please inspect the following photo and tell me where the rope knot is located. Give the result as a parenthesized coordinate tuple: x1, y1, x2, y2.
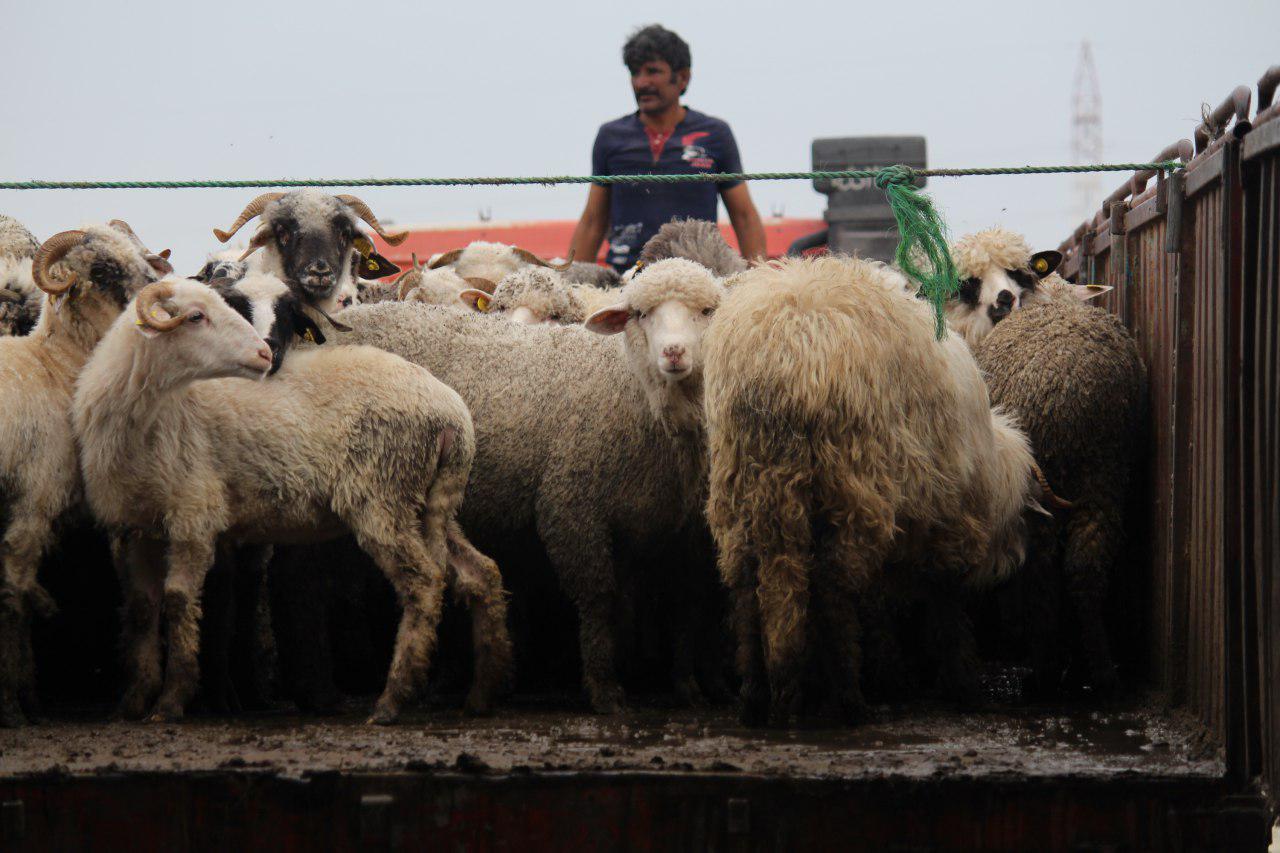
(874, 165, 916, 188)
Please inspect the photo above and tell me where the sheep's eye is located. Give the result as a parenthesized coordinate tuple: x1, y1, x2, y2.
(702, 307, 714, 316)
(187, 311, 206, 324)
(637, 310, 648, 320)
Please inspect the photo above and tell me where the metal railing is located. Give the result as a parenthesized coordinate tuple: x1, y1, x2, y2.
(1056, 64, 1279, 804)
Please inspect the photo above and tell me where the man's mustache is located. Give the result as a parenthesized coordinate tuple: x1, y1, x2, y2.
(635, 89, 659, 98)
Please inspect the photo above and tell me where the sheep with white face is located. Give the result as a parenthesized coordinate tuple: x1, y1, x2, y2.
(74, 279, 509, 724)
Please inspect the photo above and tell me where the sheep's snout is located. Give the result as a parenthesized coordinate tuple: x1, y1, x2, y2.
(661, 343, 689, 375)
(989, 289, 1016, 322)
(301, 259, 336, 293)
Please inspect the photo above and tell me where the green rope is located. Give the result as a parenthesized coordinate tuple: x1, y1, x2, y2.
(0, 160, 1181, 339)
(0, 162, 1182, 191)
(873, 167, 958, 340)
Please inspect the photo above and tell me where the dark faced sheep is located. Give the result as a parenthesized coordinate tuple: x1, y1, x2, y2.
(972, 274, 1146, 695)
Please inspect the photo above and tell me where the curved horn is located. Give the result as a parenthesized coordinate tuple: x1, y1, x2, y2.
(237, 225, 275, 261)
(395, 267, 423, 301)
(213, 192, 286, 243)
(31, 230, 87, 296)
(1031, 463, 1074, 511)
(335, 194, 408, 246)
(135, 282, 184, 332)
(512, 247, 574, 271)
(427, 248, 464, 269)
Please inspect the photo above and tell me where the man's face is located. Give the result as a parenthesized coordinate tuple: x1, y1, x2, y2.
(630, 59, 689, 115)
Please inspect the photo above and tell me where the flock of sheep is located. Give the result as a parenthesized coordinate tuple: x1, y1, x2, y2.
(0, 191, 1146, 728)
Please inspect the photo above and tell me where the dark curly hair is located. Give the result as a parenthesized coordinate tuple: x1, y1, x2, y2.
(623, 25, 691, 75)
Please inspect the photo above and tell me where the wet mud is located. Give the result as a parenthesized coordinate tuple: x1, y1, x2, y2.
(0, 699, 1221, 783)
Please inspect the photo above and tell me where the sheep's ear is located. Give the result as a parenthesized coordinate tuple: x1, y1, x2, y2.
(1029, 250, 1062, 278)
(584, 305, 631, 335)
(358, 251, 400, 280)
(1071, 284, 1112, 302)
(459, 289, 492, 312)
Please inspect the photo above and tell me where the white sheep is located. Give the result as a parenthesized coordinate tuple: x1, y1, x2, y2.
(73, 278, 511, 724)
(426, 240, 572, 284)
(703, 256, 1046, 726)
(333, 258, 724, 712)
(0, 223, 172, 727)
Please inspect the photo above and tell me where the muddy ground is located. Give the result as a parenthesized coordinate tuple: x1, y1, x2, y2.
(0, 699, 1221, 782)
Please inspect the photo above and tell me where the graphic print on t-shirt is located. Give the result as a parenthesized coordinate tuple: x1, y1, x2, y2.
(681, 131, 714, 170)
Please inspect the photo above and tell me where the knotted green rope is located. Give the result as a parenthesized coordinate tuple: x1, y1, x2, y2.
(874, 166, 957, 340)
(0, 162, 1182, 191)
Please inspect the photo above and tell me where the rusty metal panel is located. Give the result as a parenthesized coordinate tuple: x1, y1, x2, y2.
(1242, 107, 1280, 806)
(1181, 154, 1229, 747)
(1122, 208, 1180, 688)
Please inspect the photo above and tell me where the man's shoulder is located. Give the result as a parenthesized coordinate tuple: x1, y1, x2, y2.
(682, 108, 735, 134)
(597, 112, 640, 136)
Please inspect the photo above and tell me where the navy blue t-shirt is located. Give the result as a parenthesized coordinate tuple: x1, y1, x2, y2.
(591, 108, 743, 271)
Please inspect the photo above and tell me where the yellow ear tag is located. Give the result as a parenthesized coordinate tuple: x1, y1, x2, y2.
(1034, 258, 1049, 274)
(303, 328, 317, 343)
(366, 259, 379, 271)
(476, 295, 490, 312)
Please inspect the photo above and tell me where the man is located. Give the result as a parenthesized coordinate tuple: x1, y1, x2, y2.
(569, 25, 767, 273)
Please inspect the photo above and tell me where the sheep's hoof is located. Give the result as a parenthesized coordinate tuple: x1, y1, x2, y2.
(587, 684, 626, 715)
(0, 699, 27, 729)
(737, 692, 769, 728)
(366, 701, 399, 725)
(463, 690, 493, 717)
(1087, 666, 1120, 699)
(837, 692, 871, 726)
(674, 676, 708, 709)
(115, 690, 153, 721)
(146, 701, 184, 723)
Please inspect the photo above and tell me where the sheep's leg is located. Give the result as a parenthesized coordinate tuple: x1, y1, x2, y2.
(757, 550, 811, 729)
(713, 519, 768, 725)
(0, 504, 60, 726)
(539, 516, 625, 714)
(1063, 504, 1120, 696)
(0, 588, 29, 728)
(921, 568, 983, 709)
(198, 543, 239, 715)
(444, 518, 512, 715)
(114, 534, 167, 720)
(809, 545, 871, 726)
(362, 525, 448, 725)
(149, 538, 216, 722)
(1001, 522, 1065, 697)
(269, 546, 341, 713)
(231, 545, 273, 711)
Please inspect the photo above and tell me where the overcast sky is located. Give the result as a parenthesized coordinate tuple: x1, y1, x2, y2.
(2, 0, 1276, 271)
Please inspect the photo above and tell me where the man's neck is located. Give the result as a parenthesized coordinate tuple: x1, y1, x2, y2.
(638, 104, 686, 133)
